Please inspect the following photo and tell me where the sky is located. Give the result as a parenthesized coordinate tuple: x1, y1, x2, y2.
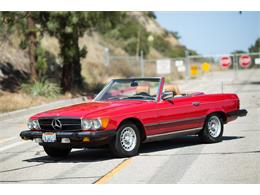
(155, 11, 260, 55)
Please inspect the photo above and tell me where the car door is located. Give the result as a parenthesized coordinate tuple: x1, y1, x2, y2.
(153, 95, 207, 135)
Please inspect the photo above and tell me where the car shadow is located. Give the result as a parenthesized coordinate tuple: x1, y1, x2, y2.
(23, 135, 244, 163)
(139, 135, 244, 154)
(24, 148, 114, 164)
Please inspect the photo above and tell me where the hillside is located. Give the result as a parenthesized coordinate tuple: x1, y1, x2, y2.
(0, 12, 187, 92)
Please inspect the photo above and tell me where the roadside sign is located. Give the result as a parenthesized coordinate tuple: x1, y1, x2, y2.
(175, 60, 186, 72)
(201, 62, 211, 72)
(239, 54, 251, 68)
(175, 60, 183, 67)
(177, 66, 186, 72)
(255, 58, 260, 65)
(156, 59, 171, 74)
(220, 56, 232, 69)
(190, 64, 199, 76)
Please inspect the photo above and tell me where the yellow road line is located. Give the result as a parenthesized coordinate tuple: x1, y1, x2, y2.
(94, 158, 132, 184)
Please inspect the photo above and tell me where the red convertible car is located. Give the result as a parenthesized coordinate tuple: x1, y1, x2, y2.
(20, 77, 247, 158)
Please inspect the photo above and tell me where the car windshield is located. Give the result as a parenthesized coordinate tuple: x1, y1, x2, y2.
(94, 78, 160, 101)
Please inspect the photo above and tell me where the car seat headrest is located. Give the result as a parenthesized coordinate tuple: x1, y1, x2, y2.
(164, 85, 181, 96)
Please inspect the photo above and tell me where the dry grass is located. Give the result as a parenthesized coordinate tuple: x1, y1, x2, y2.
(0, 92, 63, 113)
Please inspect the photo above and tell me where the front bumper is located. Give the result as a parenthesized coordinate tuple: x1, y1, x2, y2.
(227, 109, 248, 118)
(20, 130, 116, 145)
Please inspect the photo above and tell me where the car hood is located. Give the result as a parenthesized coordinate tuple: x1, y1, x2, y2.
(31, 100, 146, 119)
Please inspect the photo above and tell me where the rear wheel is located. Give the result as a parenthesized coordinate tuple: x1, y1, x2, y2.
(109, 122, 140, 157)
(198, 114, 224, 143)
(43, 146, 71, 158)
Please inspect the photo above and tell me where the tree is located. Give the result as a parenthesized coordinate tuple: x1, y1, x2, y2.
(146, 11, 156, 19)
(26, 12, 38, 81)
(40, 12, 125, 93)
(169, 31, 181, 40)
(110, 18, 150, 57)
(1, 12, 43, 82)
(39, 12, 90, 92)
(249, 38, 260, 53)
(231, 50, 247, 54)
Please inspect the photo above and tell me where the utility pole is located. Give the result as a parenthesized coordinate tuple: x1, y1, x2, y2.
(140, 50, 144, 77)
(104, 47, 110, 66)
(233, 54, 238, 81)
(185, 50, 190, 80)
(136, 28, 141, 58)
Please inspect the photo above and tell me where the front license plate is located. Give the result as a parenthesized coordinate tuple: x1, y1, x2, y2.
(42, 132, 56, 143)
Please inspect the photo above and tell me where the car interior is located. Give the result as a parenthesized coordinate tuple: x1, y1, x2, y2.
(135, 83, 189, 99)
(164, 84, 185, 98)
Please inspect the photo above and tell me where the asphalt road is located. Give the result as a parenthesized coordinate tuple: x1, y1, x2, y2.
(0, 69, 259, 184)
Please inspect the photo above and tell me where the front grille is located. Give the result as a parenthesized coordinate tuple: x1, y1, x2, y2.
(38, 118, 82, 131)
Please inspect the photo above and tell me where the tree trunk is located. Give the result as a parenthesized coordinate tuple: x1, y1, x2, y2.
(72, 33, 83, 89)
(60, 31, 83, 93)
(61, 60, 73, 93)
(26, 12, 38, 82)
(60, 34, 73, 93)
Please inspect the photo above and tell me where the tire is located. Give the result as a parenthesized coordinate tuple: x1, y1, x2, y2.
(109, 122, 140, 158)
(198, 114, 224, 143)
(43, 146, 71, 158)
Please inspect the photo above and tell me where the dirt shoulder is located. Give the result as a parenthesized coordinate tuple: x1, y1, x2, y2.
(0, 91, 75, 113)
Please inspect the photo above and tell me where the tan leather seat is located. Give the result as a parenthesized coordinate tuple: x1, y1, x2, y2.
(136, 85, 150, 94)
(164, 85, 181, 96)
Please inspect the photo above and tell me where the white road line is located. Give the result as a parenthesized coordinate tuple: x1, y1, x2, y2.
(0, 136, 18, 144)
(0, 141, 26, 152)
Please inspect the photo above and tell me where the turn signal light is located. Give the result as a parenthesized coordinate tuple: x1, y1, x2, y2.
(101, 118, 109, 129)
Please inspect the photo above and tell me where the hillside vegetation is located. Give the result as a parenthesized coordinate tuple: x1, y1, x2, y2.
(0, 11, 194, 112)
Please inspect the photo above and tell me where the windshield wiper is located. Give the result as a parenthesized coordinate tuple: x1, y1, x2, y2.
(106, 95, 127, 100)
(124, 95, 154, 100)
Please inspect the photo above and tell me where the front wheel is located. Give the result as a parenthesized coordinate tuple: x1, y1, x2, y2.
(43, 146, 71, 158)
(198, 114, 224, 143)
(109, 122, 140, 158)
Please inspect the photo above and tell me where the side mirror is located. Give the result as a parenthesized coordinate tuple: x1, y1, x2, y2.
(162, 91, 173, 101)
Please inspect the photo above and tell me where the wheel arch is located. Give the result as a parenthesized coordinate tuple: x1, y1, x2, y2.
(206, 111, 227, 124)
(118, 117, 146, 141)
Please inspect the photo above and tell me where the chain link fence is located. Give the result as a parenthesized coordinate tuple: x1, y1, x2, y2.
(105, 51, 260, 81)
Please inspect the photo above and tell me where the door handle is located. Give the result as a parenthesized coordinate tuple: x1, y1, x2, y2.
(192, 102, 200, 106)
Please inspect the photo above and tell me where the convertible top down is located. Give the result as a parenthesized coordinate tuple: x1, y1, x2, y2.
(20, 77, 247, 158)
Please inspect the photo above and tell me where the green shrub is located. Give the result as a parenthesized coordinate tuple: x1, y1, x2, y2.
(168, 46, 186, 58)
(104, 18, 150, 56)
(146, 12, 156, 19)
(36, 46, 48, 78)
(153, 35, 186, 58)
(21, 80, 61, 98)
(153, 35, 171, 54)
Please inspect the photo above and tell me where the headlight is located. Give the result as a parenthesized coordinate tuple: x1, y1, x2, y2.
(92, 119, 101, 130)
(27, 120, 40, 130)
(27, 121, 33, 129)
(81, 118, 109, 130)
(81, 119, 92, 130)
